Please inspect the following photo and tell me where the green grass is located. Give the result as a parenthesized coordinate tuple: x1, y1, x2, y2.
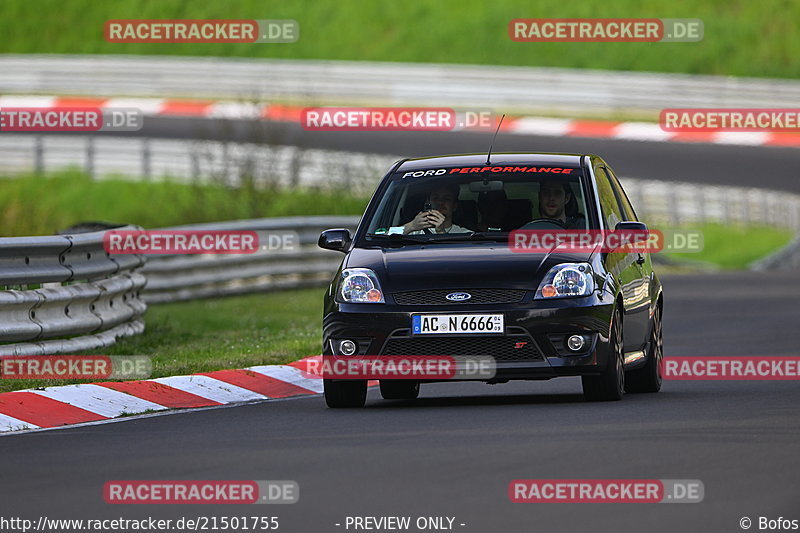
(0, 287, 324, 393)
(0, 169, 369, 236)
(660, 223, 793, 270)
(1, 0, 798, 79)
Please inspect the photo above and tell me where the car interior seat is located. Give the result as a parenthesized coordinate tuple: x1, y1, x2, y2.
(453, 200, 479, 231)
(503, 199, 533, 230)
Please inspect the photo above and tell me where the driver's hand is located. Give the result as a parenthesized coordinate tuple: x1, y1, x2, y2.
(427, 210, 446, 230)
(404, 210, 436, 233)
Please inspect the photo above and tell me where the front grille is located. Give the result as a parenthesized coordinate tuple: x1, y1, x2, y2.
(381, 334, 543, 362)
(392, 289, 527, 306)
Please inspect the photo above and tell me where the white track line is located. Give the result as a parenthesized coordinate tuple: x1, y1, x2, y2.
(507, 116, 572, 136)
(104, 97, 165, 115)
(28, 384, 167, 418)
(152, 375, 268, 403)
(0, 413, 40, 432)
(713, 131, 771, 145)
(248, 365, 324, 393)
(0, 95, 57, 108)
(612, 122, 674, 142)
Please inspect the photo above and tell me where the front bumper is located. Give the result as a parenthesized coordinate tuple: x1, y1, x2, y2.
(323, 294, 615, 381)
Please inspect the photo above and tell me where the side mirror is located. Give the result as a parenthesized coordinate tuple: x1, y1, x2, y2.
(614, 221, 649, 261)
(318, 229, 352, 252)
(615, 221, 648, 232)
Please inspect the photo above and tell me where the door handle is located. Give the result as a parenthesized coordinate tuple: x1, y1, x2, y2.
(636, 254, 645, 265)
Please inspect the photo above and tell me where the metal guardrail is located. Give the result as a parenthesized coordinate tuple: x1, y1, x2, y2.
(0, 217, 353, 354)
(749, 237, 800, 271)
(141, 217, 357, 303)
(0, 226, 147, 355)
(2, 55, 800, 115)
(2, 134, 799, 233)
(618, 178, 800, 232)
(0, 135, 394, 194)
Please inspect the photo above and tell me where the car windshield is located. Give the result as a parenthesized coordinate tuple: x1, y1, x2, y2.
(364, 165, 591, 242)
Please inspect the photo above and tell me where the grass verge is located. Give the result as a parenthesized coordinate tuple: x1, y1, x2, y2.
(659, 223, 792, 270)
(0, 169, 370, 236)
(1, 0, 798, 79)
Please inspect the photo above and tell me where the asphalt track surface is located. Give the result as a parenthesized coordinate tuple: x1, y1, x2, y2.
(2, 271, 799, 532)
(105, 116, 800, 193)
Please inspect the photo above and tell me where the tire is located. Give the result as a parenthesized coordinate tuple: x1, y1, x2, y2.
(379, 380, 420, 400)
(582, 307, 625, 401)
(324, 379, 367, 408)
(625, 303, 663, 393)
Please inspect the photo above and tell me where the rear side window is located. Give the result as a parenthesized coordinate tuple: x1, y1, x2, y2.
(594, 166, 624, 229)
(604, 166, 638, 221)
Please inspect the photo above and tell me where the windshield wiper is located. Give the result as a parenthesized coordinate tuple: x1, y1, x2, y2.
(366, 232, 509, 244)
(365, 233, 430, 244)
(424, 231, 509, 243)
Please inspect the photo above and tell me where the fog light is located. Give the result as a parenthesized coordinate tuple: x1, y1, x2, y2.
(566, 335, 586, 352)
(339, 339, 357, 356)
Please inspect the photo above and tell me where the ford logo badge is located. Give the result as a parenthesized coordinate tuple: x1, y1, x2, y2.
(446, 292, 472, 302)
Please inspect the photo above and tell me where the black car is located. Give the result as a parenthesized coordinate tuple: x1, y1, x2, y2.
(318, 153, 663, 407)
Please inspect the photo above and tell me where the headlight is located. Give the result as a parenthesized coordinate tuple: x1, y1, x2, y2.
(535, 263, 594, 299)
(338, 268, 385, 303)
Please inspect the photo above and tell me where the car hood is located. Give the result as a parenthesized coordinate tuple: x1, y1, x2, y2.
(346, 243, 594, 293)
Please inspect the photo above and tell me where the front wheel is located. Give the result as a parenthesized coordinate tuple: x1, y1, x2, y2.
(582, 307, 625, 401)
(324, 379, 367, 408)
(380, 380, 420, 400)
(625, 303, 663, 393)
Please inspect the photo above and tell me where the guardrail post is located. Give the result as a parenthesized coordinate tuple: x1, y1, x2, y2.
(794, 200, 800, 232)
(142, 138, 151, 181)
(668, 186, 680, 226)
(190, 151, 199, 181)
(34, 136, 44, 176)
(696, 185, 706, 224)
(722, 190, 731, 225)
(742, 190, 751, 226)
(85, 136, 95, 179)
(630, 181, 646, 221)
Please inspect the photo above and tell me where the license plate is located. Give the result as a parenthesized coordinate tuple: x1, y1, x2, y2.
(412, 314, 504, 335)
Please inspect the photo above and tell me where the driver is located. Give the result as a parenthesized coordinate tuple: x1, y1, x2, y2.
(538, 180, 586, 229)
(403, 183, 470, 234)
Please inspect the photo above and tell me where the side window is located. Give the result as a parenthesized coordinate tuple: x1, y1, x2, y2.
(604, 166, 638, 221)
(594, 166, 624, 230)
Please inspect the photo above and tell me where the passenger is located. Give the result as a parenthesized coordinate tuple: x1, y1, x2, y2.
(403, 184, 470, 234)
(538, 181, 586, 229)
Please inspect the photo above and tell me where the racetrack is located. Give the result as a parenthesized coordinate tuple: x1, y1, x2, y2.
(105, 116, 800, 194)
(2, 116, 798, 532)
(2, 271, 799, 532)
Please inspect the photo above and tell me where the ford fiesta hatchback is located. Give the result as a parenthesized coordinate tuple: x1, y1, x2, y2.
(318, 153, 663, 408)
